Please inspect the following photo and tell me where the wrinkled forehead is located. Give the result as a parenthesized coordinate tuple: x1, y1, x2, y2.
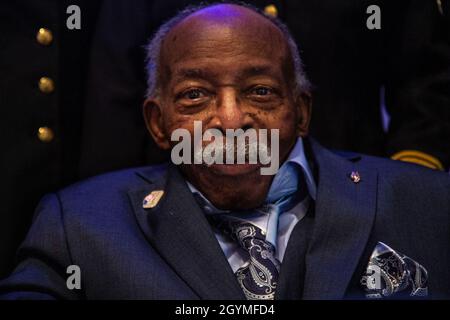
(159, 5, 291, 81)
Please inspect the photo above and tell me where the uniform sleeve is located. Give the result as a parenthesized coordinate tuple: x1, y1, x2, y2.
(385, 0, 450, 170)
(0, 194, 81, 300)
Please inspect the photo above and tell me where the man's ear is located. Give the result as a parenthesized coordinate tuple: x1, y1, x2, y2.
(295, 91, 312, 137)
(143, 98, 171, 150)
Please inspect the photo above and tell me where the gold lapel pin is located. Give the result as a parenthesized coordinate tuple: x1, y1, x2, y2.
(350, 171, 361, 183)
(142, 190, 165, 209)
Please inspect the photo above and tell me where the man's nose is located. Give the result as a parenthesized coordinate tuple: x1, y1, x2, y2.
(209, 87, 253, 132)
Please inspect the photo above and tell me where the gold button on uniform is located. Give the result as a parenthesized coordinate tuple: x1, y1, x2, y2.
(264, 4, 278, 17)
(36, 28, 53, 46)
(37, 127, 54, 143)
(38, 77, 55, 94)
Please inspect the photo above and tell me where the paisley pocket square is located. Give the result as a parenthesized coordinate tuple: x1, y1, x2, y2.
(360, 242, 428, 299)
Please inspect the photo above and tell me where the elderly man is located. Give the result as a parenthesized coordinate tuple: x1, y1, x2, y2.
(0, 3, 449, 300)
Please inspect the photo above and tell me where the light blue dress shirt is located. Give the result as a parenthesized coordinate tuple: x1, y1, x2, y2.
(188, 137, 317, 273)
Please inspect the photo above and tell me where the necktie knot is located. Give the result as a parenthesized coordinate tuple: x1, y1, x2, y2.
(226, 221, 276, 254)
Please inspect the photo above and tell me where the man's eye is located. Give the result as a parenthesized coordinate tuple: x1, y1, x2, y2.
(182, 89, 205, 100)
(250, 86, 273, 96)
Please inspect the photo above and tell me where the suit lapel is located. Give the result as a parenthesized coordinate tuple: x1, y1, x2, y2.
(301, 140, 378, 299)
(128, 164, 245, 300)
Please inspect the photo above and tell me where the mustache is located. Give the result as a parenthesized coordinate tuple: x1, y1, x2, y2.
(193, 138, 271, 165)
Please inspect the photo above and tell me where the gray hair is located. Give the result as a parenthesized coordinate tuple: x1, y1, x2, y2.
(145, 2, 311, 99)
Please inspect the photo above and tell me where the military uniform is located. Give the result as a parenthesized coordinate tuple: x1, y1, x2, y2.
(0, 0, 102, 277)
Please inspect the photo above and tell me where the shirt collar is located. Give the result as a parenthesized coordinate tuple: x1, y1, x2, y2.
(282, 137, 317, 200)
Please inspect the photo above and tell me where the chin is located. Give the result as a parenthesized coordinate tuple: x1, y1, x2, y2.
(207, 163, 262, 177)
(206, 176, 272, 210)
(181, 163, 273, 209)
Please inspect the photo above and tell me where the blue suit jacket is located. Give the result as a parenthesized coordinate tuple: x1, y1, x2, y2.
(0, 140, 449, 299)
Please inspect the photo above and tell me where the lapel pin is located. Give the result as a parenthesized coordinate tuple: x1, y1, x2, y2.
(142, 190, 165, 209)
(350, 171, 361, 183)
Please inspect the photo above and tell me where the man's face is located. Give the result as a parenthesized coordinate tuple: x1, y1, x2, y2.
(144, 5, 311, 210)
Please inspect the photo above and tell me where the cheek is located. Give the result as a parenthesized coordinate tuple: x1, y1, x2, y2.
(164, 108, 215, 144)
(277, 112, 298, 154)
(256, 107, 297, 137)
(162, 101, 206, 131)
(163, 109, 192, 136)
(254, 107, 298, 159)
(164, 115, 202, 150)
